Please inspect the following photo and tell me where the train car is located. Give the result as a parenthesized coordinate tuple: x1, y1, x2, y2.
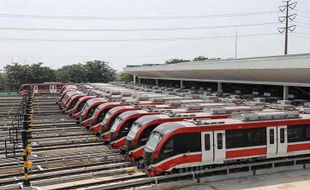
(92, 106, 141, 138)
(93, 100, 185, 138)
(63, 94, 85, 112)
(60, 90, 83, 109)
(58, 85, 78, 105)
(111, 105, 262, 150)
(69, 96, 95, 117)
(126, 112, 230, 161)
(77, 98, 108, 123)
(81, 102, 128, 128)
(109, 110, 160, 148)
(19, 82, 66, 95)
(126, 105, 263, 160)
(143, 111, 310, 176)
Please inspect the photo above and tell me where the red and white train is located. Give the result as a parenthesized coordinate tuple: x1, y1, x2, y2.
(143, 111, 310, 176)
(19, 82, 67, 95)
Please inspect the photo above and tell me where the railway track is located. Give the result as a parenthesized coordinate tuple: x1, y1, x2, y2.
(0, 94, 140, 190)
(0, 92, 310, 190)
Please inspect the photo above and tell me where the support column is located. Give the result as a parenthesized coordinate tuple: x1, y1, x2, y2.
(217, 82, 222, 93)
(283, 85, 289, 100)
(180, 80, 184, 89)
(155, 79, 159, 86)
(133, 75, 136, 85)
(137, 77, 141, 84)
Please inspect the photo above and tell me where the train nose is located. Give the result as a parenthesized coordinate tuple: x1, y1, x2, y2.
(126, 140, 132, 152)
(143, 151, 152, 166)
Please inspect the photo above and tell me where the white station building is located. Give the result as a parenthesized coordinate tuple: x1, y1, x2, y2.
(124, 53, 310, 100)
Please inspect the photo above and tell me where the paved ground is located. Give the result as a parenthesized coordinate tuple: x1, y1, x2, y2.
(176, 168, 310, 190)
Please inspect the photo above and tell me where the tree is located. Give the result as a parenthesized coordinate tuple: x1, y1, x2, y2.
(56, 60, 116, 83)
(193, 56, 209, 61)
(5, 63, 30, 90)
(0, 73, 6, 91)
(56, 64, 87, 82)
(5, 63, 56, 90)
(84, 60, 116, 83)
(165, 58, 190, 64)
(117, 73, 133, 83)
(28, 63, 56, 82)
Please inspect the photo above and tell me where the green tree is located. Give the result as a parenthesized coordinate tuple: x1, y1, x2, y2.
(165, 58, 190, 64)
(56, 60, 116, 83)
(56, 64, 87, 82)
(0, 73, 6, 91)
(84, 60, 116, 82)
(5, 63, 30, 90)
(117, 73, 133, 83)
(28, 63, 56, 82)
(193, 56, 209, 61)
(5, 63, 56, 90)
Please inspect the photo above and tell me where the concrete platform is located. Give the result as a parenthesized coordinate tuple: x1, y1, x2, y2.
(178, 168, 310, 190)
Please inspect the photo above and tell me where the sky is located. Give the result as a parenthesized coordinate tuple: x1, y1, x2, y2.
(0, 0, 310, 71)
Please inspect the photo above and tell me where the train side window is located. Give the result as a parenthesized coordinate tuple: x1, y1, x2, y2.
(38, 85, 49, 90)
(217, 133, 223, 149)
(226, 128, 266, 149)
(163, 139, 173, 154)
(204, 134, 210, 151)
(269, 129, 274, 144)
(306, 128, 310, 138)
(288, 124, 310, 143)
(280, 128, 285, 143)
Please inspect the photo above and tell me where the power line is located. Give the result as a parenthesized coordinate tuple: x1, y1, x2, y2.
(297, 10, 310, 15)
(0, 22, 277, 32)
(0, 32, 279, 42)
(297, 14, 310, 19)
(0, 11, 277, 20)
(292, 33, 310, 39)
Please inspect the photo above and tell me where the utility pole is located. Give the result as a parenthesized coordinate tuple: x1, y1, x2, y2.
(234, 28, 238, 59)
(278, 0, 297, 55)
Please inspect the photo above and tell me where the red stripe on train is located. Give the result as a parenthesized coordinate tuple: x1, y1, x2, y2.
(288, 142, 310, 152)
(149, 153, 202, 175)
(226, 147, 267, 159)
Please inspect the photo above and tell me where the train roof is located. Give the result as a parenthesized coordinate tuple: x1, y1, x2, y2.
(96, 102, 123, 109)
(154, 122, 197, 136)
(119, 110, 149, 119)
(153, 111, 310, 135)
(78, 96, 95, 101)
(135, 114, 171, 125)
(71, 94, 86, 98)
(108, 105, 136, 113)
(86, 98, 107, 105)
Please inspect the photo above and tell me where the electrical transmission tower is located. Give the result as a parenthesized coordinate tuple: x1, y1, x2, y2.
(278, 0, 297, 55)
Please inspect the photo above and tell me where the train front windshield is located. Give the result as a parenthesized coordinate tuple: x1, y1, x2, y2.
(96, 109, 109, 124)
(86, 106, 97, 119)
(127, 122, 141, 140)
(67, 98, 79, 110)
(101, 111, 112, 125)
(80, 103, 89, 114)
(145, 131, 163, 152)
(74, 101, 86, 114)
(110, 117, 122, 133)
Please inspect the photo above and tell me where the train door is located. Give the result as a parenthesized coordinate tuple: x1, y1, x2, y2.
(50, 85, 56, 93)
(33, 85, 38, 93)
(277, 126, 287, 156)
(201, 131, 214, 163)
(214, 130, 226, 163)
(266, 127, 277, 157)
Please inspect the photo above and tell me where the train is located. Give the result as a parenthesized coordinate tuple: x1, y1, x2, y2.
(142, 111, 310, 175)
(54, 83, 310, 177)
(19, 82, 67, 95)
